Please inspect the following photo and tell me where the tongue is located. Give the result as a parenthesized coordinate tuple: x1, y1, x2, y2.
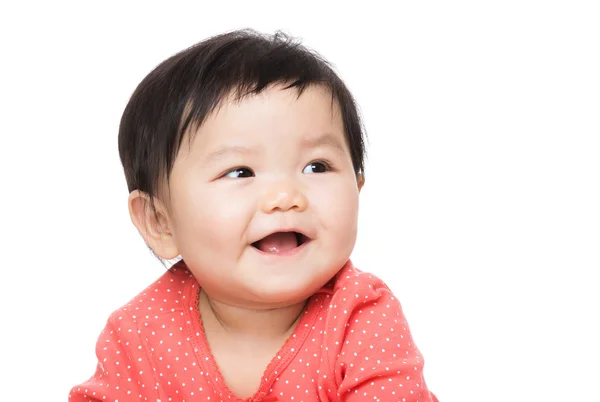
(255, 232, 298, 253)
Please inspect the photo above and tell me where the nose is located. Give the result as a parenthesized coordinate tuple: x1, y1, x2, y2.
(260, 178, 308, 213)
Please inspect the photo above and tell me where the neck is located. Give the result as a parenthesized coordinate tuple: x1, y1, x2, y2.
(199, 289, 307, 339)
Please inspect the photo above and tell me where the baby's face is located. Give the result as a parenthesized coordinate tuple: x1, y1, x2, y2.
(166, 84, 361, 308)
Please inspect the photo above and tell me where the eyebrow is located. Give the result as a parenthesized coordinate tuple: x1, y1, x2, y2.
(203, 133, 346, 166)
(203, 145, 256, 166)
(303, 133, 346, 154)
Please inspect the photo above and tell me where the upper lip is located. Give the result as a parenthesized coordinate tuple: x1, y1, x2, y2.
(250, 228, 312, 245)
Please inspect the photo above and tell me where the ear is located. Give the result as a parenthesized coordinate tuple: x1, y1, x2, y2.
(357, 174, 365, 192)
(128, 190, 180, 260)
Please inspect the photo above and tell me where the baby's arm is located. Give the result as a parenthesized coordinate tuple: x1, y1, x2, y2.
(69, 310, 162, 401)
(332, 274, 438, 402)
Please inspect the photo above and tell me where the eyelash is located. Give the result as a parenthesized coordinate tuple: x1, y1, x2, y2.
(220, 160, 334, 179)
(303, 159, 333, 174)
(222, 167, 255, 179)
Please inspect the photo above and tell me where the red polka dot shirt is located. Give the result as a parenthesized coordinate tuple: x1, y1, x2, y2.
(70, 260, 438, 401)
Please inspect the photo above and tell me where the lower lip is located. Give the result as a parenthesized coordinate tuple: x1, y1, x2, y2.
(251, 240, 311, 257)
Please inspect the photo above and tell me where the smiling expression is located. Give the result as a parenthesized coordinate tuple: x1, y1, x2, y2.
(163, 84, 362, 308)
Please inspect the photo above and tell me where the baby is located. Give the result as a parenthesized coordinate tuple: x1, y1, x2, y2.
(69, 29, 438, 402)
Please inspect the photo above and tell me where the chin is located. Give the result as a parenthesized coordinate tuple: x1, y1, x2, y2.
(246, 268, 336, 305)
(247, 283, 311, 304)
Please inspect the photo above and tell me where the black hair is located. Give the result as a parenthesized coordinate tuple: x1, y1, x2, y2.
(118, 29, 367, 261)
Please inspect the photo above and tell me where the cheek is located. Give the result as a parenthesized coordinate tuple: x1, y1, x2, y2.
(311, 178, 360, 234)
(172, 188, 254, 249)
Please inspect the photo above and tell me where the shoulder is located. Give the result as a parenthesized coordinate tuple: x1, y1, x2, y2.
(320, 261, 411, 338)
(328, 260, 394, 303)
(321, 262, 434, 400)
(111, 260, 197, 321)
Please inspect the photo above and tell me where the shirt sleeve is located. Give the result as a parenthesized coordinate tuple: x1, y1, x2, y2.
(334, 274, 438, 402)
(69, 311, 161, 402)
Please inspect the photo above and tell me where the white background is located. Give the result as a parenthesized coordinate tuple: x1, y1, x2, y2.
(1, 1, 598, 400)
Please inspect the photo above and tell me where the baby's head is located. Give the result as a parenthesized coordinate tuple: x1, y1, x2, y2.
(119, 29, 366, 307)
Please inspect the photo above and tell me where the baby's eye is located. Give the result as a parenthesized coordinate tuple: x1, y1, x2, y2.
(224, 167, 254, 178)
(303, 161, 329, 174)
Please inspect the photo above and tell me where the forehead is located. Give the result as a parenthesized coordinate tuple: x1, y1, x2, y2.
(183, 84, 346, 155)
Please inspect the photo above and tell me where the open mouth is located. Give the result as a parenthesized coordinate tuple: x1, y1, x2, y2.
(252, 231, 309, 254)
